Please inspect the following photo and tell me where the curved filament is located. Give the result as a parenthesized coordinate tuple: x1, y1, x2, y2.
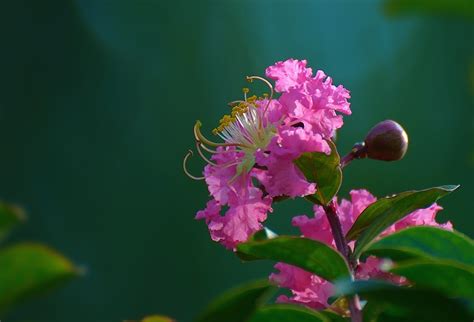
(183, 150, 205, 180)
(195, 142, 218, 166)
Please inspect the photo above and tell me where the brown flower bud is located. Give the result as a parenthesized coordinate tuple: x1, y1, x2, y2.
(364, 120, 408, 161)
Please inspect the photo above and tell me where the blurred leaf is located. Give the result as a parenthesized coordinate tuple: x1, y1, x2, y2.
(142, 315, 175, 322)
(346, 185, 458, 259)
(320, 309, 349, 322)
(294, 140, 342, 206)
(390, 260, 474, 299)
(237, 236, 350, 282)
(0, 202, 26, 240)
(362, 226, 474, 267)
(334, 279, 472, 321)
(195, 279, 276, 322)
(248, 304, 330, 322)
(384, 0, 474, 19)
(325, 297, 350, 320)
(0, 242, 79, 312)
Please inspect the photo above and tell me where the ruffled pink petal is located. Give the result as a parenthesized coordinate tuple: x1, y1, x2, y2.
(196, 190, 272, 250)
(262, 160, 316, 198)
(350, 189, 377, 219)
(394, 203, 452, 231)
(265, 59, 313, 93)
(255, 127, 330, 198)
(271, 263, 333, 310)
(203, 147, 244, 205)
(255, 98, 287, 124)
(292, 207, 334, 247)
(308, 70, 351, 115)
(277, 68, 351, 138)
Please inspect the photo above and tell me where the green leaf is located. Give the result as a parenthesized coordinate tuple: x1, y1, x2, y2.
(384, 0, 474, 20)
(141, 315, 175, 322)
(195, 280, 277, 322)
(237, 236, 350, 282)
(0, 242, 79, 312)
(346, 185, 458, 259)
(248, 304, 330, 322)
(362, 226, 474, 267)
(0, 202, 26, 240)
(236, 228, 278, 261)
(334, 279, 472, 322)
(294, 140, 342, 206)
(390, 260, 474, 299)
(320, 310, 350, 322)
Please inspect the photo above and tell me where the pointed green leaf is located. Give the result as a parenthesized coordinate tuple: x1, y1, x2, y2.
(346, 185, 458, 259)
(237, 236, 350, 282)
(362, 226, 474, 267)
(0, 242, 79, 312)
(195, 280, 277, 322)
(294, 140, 342, 206)
(391, 260, 474, 299)
(248, 304, 330, 322)
(334, 279, 472, 322)
(0, 202, 26, 240)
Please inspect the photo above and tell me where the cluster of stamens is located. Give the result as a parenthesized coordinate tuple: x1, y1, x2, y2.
(183, 76, 275, 181)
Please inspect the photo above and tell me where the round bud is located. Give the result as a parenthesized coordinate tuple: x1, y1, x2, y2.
(364, 120, 408, 161)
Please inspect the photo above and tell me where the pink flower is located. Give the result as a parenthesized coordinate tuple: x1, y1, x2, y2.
(190, 59, 352, 248)
(270, 190, 376, 308)
(270, 189, 452, 309)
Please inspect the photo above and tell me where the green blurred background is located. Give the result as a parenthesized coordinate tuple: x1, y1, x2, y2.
(0, 0, 472, 321)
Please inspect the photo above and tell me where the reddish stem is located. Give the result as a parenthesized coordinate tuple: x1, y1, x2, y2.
(324, 201, 362, 322)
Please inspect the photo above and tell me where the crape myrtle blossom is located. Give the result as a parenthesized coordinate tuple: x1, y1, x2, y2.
(185, 59, 351, 249)
(270, 189, 453, 309)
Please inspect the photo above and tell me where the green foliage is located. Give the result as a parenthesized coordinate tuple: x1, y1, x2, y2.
(362, 226, 474, 266)
(126, 315, 175, 322)
(0, 202, 78, 315)
(237, 236, 350, 282)
(334, 280, 473, 321)
(248, 304, 330, 322)
(384, 0, 474, 19)
(346, 185, 458, 259)
(0, 243, 79, 313)
(294, 140, 342, 206)
(195, 280, 276, 322)
(141, 315, 175, 322)
(391, 260, 474, 299)
(0, 202, 26, 240)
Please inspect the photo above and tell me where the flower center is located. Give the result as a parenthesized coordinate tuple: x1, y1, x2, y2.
(184, 76, 276, 180)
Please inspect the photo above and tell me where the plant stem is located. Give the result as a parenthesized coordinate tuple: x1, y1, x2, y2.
(340, 142, 367, 169)
(324, 201, 362, 322)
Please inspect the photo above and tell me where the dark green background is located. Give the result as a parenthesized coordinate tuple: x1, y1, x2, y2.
(0, 0, 472, 321)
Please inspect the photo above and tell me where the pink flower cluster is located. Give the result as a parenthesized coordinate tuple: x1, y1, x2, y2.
(193, 59, 453, 311)
(270, 189, 452, 309)
(196, 59, 351, 249)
